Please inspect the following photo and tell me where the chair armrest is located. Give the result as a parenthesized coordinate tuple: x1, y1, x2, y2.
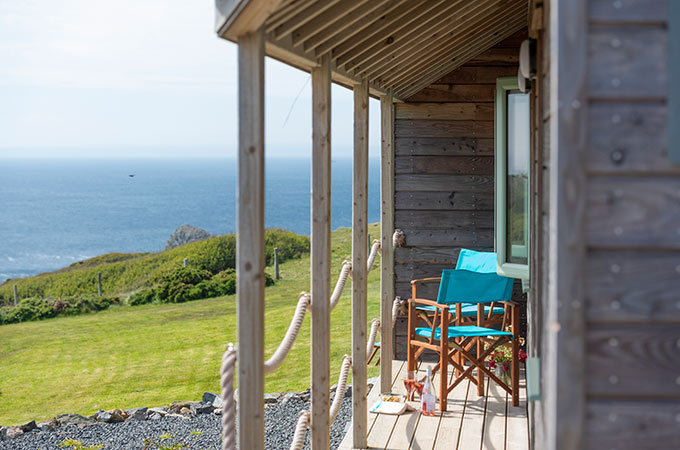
(408, 298, 449, 310)
(498, 301, 520, 309)
(410, 277, 441, 285)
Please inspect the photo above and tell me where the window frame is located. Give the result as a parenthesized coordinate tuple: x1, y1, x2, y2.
(495, 76, 530, 280)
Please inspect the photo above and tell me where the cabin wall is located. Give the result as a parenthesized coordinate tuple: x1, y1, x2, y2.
(581, 1, 679, 448)
(392, 32, 527, 359)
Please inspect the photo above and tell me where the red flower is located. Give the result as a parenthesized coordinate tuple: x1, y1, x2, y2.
(519, 349, 527, 364)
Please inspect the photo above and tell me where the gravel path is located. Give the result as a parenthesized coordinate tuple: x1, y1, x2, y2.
(0, 393, 352, 450)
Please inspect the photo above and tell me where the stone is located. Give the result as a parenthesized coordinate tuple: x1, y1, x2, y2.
(179, 407, 192, 415)
(125, 407, 148, 421)
(213, 408, 222, 415)
(148, 407, 168, 416)
(202, 392, 223, 408)
(37, 418, 58, 431)
(57, 413, 94, 427)
(264, 393, 280, 404)
(148, 412, 163, 420)
(96, 410, 125, 424)
(165, 225, 211, 250)
(169, 401, 200, 414)
(279, 393, 299, 406)
(5, 427, 23, 439)
(191, 402, 214, 415)
(19, 420, 37, 432)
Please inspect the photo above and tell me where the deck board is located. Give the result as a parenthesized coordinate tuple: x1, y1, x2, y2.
(339, 360, 528, 450)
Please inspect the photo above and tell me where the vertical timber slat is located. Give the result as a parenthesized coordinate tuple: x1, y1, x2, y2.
(548, 1, 586, 449)
(670, 1, 680, 165)
(237, 27, 266, 450)
(352, 78, 369, 449)
(380, 90, 394, 394)
(311, 53, 332, 450)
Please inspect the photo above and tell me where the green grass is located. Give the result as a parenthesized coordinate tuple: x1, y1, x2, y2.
(0, 224, 381, 425)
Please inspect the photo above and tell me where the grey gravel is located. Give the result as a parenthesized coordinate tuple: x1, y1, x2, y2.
(0, 389, 353, 450)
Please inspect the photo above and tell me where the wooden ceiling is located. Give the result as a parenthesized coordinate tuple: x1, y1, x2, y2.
(218, 0, 528, 100)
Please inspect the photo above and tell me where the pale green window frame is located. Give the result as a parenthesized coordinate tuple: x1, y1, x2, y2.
(495, 76, 530, 280)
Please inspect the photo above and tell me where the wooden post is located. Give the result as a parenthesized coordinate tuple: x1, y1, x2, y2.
(13, 285, 18, 307)
(97, 272, 102, 297)
(547, 0, 587, 448)
(274, 248, 280, 280)
(183, 258, 188, 268)
(379, 91, 394, 394)
(310, 52, 332, 450)
(237, 26, 266, 450)
(352, 78, 369, 449)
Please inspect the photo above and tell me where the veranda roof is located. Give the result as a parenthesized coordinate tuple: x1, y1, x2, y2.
(216, 0, 528, 100)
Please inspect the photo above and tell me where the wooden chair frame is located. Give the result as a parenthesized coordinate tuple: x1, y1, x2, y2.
(407, 297, 520, 411)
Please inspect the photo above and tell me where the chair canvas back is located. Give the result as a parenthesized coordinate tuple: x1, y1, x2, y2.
(455, 248, 498, 273)
(436, 269, 513, 304)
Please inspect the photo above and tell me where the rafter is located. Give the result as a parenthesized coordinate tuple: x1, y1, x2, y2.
(290, 0, 373, 47)
(273, 0, 342, 39)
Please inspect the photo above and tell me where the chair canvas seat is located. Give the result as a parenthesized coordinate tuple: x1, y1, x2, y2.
(415, 325, 514, 340)
(416, 304, 505, 317)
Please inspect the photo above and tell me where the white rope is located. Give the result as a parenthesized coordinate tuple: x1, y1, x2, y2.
(220, 343, 237, 450)
(330, 261, 352, 311)
(329, 355, 352, 423)
(289, 410, 310, 450)
(366, 240, 381, 274)
(264, 293, 310, 375)
(393, 229, 405, 248)
(366, 318, 381, 360)
(392, 297, 403, 330)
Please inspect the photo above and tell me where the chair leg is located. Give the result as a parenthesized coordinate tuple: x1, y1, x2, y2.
(476, 337, 485, 396)
(440, 340, 448, 412)
(456, 338, 462, 377)
(512, 336, 519, 406)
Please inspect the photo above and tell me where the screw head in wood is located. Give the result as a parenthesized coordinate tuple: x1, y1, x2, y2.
(611, 300, 621, 310)
(609, 338, 619, 347)
(610, 38, 621, 48)
(610, 264, 621, 274)
(613, 0, 622, 9)
(608, 375, 619, 384)
(611, 78, 621, 87)
(614, 227, 623, 236)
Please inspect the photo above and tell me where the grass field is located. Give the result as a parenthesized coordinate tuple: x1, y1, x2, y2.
(0, 224, 381, 425)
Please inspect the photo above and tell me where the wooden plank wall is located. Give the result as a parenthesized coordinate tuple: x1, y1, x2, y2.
(393, 31, 527, 359)
(583, 1, 680, 448)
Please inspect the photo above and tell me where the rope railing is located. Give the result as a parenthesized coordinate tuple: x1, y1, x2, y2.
(221, 232, 403, 450)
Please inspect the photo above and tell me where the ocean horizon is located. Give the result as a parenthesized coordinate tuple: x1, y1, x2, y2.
(0, 157, 381, 282)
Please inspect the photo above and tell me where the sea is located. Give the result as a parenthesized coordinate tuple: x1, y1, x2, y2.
(0, 158, 381, 282)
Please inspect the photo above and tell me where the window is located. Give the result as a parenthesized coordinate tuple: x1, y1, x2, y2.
(495, 77, 530, 280)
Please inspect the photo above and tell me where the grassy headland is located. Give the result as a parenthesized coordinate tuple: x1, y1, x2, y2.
(0, 224, 381, 425)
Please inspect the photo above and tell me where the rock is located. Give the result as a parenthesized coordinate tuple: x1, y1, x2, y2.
(95, 409, 125, 423)
(179, 407, 192, 415)
(169, 401, 200, 414)
(165, 225, 211, 250)
(19, 420, 37, 432)
(367, 376, 379, 386)
(264, 393, 280, 404)
(5, 426, 23, 439)
(202, 392, 223, 408)
(57, 413, 94, 427)
(148, 412, 163, 420)
(149, 407, 168, 416)
(279, 393, 299, 406)
(37, 418, 58, 431)
(213, 408, 222, 415)
(125, 407, 148, 421)
(190, 402, 214, 415)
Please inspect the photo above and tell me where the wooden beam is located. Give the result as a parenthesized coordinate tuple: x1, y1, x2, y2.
(291, 0, 372, 47)
(390, 8, 527, 94)
(273, 0, 342, 39)
(302, 0, 396, 53)
(310, 53, 332, 450)
(334, 0, 451, 67)
(265, 0, 314, 33)
(396, 15, 526, 98)
(236, 27, 265, 450)
(670, 1, 680, 164)
(360, 0, 507, 78)
(380, 91, 395, 394)
(341, 0, 466, 72)
(352, 78, 369, 449)
(371, 0, 525, 83)
(216, 0, 284, 40)
(312, 0, 411, 56)
(547, 0, 587, 448)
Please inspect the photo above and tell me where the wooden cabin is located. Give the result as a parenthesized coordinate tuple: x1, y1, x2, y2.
(214, 0, 679, 449)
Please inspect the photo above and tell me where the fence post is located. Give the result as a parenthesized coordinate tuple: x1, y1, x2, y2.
(13, 284, 18, 306)
(183, 258, 188, 267)
(97, 272, 102, 297)
(274, 248, 280, 280)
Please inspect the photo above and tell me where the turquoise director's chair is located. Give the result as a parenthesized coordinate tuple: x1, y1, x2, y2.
(407, 267, 520, 411)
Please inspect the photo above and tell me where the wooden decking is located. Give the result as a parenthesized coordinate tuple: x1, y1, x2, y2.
(339, 360, 528, 450)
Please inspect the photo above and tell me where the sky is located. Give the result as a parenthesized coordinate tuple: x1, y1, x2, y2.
(0, 0, 382, 159)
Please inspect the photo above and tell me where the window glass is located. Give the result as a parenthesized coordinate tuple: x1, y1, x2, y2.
(506, 91, 530, 265)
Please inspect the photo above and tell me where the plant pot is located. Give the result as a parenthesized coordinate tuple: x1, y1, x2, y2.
(493, 364, 512, 386)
